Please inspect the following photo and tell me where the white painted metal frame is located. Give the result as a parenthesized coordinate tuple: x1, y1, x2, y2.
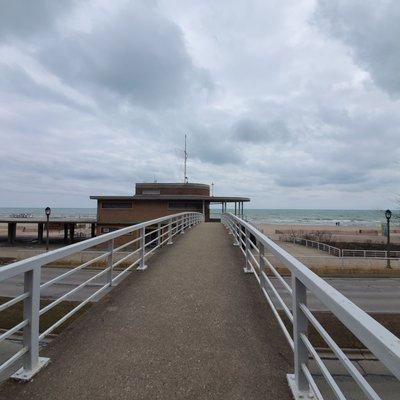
(0, 212, 203, 381)
(222, 213, 400, 400)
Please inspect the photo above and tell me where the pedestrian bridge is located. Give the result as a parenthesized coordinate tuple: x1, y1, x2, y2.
(0, 213, 399, 399)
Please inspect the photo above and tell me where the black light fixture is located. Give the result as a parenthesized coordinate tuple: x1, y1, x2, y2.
(385, 209, 392, 268)
(45, 207, 51, 251)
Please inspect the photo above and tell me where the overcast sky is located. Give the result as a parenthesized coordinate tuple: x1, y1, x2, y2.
(0, 0, 399, 209)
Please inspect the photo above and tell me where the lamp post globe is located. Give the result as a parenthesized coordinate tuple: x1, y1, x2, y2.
(385, 209, 392, 268)
(45, 207, 51, 251)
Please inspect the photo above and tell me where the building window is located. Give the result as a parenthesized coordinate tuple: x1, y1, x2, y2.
(168, 201, 202, 211)
(142, 189, 160, 195)
(101, 226, 133, 235)
(101, 227, 118, 233)
(102, 201, 132, 209)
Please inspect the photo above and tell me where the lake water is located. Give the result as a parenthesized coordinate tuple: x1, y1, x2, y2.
(1, 207, 394, 227)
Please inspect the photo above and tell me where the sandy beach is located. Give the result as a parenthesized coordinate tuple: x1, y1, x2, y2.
(257, 223, 400, 244)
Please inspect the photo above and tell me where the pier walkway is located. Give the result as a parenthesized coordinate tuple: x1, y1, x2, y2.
(0, 223, 292, 399)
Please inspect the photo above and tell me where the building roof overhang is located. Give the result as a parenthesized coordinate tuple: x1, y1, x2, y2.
(90, 195, 250, 202)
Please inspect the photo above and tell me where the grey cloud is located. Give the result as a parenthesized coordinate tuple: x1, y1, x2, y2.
(315, 0, 400, 96)
(189, 129, 242, 165)
(0, 0, 399, 209)
(232, 118, 291, 143)
(0, 64, 91, 112)
(37, 3, 213, 109)
(0, 0, 72, 40)
(275, 168, 369, 188)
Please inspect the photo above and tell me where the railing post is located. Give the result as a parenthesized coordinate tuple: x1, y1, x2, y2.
(243, 227, 253, 274)
(287, 275, 313, 399)
(259, 241, 265, 277)
(12, 265, 49, 381)
(107, 239, 114, 286)
(137, 227, 147, 271)
(232, 220, 239, 246)
(167, 218, 173, 245)
(180, 216, 185, 234)
(157, 223, 161, 247)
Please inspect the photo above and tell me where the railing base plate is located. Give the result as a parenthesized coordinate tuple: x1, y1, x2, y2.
(243, 267, 253, 274)
(136, 265, 148, 271)
(287, 374, 315, 399)
(11, 357, 50, 382)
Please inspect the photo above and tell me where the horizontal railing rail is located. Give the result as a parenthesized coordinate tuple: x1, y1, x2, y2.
(0, 212, 203, 381)
(222, 213, 400, 400)
(283, 237, 400, 259)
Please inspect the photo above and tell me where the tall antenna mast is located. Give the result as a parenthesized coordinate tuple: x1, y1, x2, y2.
(183, 134, 188, 183)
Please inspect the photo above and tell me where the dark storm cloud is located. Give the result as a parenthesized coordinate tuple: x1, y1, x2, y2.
(36, 3, 213, 109)
(315, 0, 400, 96)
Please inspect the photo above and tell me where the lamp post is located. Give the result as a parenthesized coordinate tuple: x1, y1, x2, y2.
(45, 207, 51, 252)
(385, 209, 392, 269)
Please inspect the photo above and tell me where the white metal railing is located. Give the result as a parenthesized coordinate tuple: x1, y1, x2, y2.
(286, 237, 400, 259)
(0, 212, 202, 381)
(222, 213, 400, 400)
(290, 237, 342, 257)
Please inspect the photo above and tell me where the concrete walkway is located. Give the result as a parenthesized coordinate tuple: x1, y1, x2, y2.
(0, 223, 292, 400)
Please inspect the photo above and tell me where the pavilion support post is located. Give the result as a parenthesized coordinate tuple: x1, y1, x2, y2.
(7, 223, 11, 244)
(63, 224, 68, 243)
(69, 223, 75, 244)
(234, 202, 237, 216)
(91, 223, 96, 238)
(37, 223, 44, 243)
(8, 223, 16, 245)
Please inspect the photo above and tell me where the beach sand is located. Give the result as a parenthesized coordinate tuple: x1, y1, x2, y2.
(257, 223, 400, 244)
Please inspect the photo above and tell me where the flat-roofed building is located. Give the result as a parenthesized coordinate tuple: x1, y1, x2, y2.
(90, 182, 249, 242)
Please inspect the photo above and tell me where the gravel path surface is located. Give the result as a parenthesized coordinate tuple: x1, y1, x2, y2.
(0, 223, 292, 399)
